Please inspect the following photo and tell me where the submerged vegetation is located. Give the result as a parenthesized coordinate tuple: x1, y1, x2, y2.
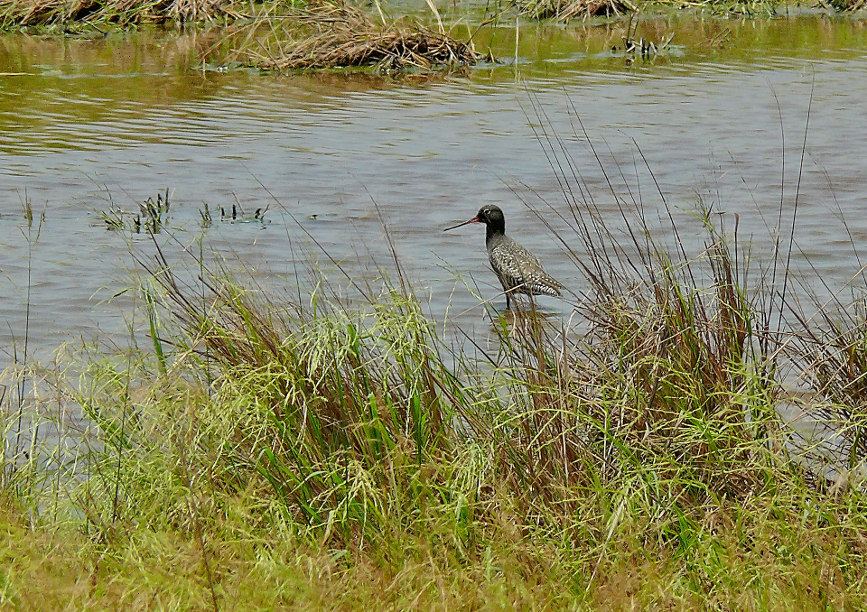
(4, 118, 867, 607)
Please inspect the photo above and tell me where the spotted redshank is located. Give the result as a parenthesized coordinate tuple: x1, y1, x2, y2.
(444, 204, 563, 309)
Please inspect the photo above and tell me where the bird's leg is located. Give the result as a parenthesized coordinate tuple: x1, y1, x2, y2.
(506, 292, 511, 310)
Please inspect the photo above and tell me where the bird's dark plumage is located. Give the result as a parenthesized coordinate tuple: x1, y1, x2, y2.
(444, 205, 562, 309)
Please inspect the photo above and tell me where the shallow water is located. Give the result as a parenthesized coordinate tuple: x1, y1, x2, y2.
(3, 13, 867, 364)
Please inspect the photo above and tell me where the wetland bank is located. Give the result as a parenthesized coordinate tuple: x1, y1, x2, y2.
(4, 3, 867, 609)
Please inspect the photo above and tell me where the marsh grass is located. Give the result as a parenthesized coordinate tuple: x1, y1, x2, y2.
(219, 1, 482, 72)
(785, 293, 867, 472)
(4, 209, 866, 607)
(518, 0, 635, 21)
(660, 0, 779, 16)
(516, 0, 777, 22)
(821, 0, 867, 10)
(4, 119, 867, 607)
(0, 0, 484, 74)
(0, 0, 242, 27)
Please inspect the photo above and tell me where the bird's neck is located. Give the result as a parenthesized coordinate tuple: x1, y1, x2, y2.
(485, 224, 505, 245)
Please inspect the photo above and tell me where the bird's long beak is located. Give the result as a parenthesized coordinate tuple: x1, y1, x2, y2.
(443, 217, 480, 232)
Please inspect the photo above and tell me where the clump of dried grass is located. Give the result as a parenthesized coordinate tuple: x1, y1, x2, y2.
(823, 0, 867, 10)
(0, 0, 239, 26)
(519, 0, 635, 21)
(234, 2, 483, 72)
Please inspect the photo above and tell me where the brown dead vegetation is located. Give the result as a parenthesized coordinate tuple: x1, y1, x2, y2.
(0, 0, 483, 74)
(519, 0, 635, 20)
(0, 0, 240, 26)
(231, 2, 483, 72)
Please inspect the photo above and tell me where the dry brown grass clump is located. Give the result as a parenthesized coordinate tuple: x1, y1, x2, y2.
(0, 0, 239, 26)
(815, 0, 866, 10)
(235, 2, 483, 72)
(519, 0, 635, 21)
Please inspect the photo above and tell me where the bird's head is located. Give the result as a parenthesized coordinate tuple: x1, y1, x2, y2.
(444, 204, 505, 233)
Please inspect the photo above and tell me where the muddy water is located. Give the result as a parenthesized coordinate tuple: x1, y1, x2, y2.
(3, 15, 867, 363)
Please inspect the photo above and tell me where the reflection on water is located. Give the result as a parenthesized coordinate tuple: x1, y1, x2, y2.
(3, 14, 867, 368)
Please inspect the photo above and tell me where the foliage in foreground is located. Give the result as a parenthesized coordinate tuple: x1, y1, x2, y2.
(3, 190, 867, 609)
(4, 109, 867, 608)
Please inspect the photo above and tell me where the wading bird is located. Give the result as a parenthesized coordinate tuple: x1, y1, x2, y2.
(444, 204, 563, 309)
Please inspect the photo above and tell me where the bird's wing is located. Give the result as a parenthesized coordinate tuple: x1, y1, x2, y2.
(489, 242, 526, 291)
(490, 239, 563, 296)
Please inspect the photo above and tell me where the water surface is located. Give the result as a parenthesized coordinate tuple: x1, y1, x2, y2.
(3, 14, 867, 362)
